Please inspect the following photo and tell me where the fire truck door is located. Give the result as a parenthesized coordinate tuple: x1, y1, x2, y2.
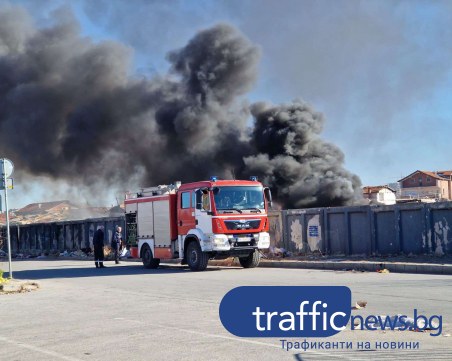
(177, 191, 196, 235)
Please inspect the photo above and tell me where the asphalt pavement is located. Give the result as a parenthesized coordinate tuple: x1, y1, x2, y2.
(0, 259, 451, 361)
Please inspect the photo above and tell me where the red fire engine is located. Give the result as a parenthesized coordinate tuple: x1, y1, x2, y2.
(124, 177, 272, 271)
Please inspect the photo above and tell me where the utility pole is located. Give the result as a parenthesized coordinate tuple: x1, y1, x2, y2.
(1, 158, 14, 279)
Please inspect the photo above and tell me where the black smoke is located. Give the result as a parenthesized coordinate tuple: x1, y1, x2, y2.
(245, 101, 363, 208)
(0, 5, 362, 209)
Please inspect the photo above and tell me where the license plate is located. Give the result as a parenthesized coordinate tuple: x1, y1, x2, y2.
(236, 237, 251, 243)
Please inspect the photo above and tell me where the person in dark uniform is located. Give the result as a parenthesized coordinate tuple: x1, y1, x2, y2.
(112, 225, 123, 264)
(93, 226, 106, 268)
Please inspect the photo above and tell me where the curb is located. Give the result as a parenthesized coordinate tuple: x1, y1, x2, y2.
(256, 260, 452, 275)
(7, 256, 450, 275)
(159, 259, 452, 275)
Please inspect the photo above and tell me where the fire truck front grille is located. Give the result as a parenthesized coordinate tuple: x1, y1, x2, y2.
(224, 219, 261, 230)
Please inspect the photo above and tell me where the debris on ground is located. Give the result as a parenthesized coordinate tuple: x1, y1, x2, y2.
(268, 246, 291, 258)
(69, 250, 89, 258)
(351, 300, 368, 310)
(0, 279, 40, 294)
(377, 268, 390, 273)
(80, 247, 92, 256)
(120, 249, 131, 259)
(104, 247, 115, 260)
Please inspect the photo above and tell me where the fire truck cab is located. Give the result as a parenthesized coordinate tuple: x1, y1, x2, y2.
(124, 178, 272, 271)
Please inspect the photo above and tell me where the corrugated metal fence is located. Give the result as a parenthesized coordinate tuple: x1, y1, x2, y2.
(1, 217, 124, 254)
(2, 202, 452, 256)
(270, 202, 452, 256)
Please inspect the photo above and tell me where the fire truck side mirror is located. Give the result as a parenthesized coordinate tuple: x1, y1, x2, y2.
(264, 187, 273, 208)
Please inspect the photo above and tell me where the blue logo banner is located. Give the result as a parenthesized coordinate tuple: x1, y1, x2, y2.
(219, 286, 351, 337)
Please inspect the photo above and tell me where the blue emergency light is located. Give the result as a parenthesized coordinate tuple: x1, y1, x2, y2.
(210, 176, 218, 182)
(250, 176, 258, 181)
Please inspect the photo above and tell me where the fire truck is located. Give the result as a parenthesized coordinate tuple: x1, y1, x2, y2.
(124, 177, 272, 271)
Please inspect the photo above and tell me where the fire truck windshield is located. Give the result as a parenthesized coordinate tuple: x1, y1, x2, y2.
(213, 186, 265, 212)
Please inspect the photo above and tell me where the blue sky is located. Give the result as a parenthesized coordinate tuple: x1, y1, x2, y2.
(2, 0, 452, 208)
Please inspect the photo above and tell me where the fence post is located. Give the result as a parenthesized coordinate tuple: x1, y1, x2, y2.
(395, 205, 403, 254)
(344, 210, 351, 255)
(423, 204, 432, 254)
(324, 209, 330, 254)
(369, 206, 377, 255)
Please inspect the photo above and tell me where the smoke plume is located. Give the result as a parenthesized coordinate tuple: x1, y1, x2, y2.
(0, 5, 362, 209)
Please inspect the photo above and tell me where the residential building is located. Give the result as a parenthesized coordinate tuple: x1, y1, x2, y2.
(398, 170, 452, 201)
(387, 182, 401, 198)
(362, 186, 396, 205)
(15, 200, 76, 217)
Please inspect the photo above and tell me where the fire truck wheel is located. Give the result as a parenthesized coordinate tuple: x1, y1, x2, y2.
(239, 250, 260, 268)
(142, 244, 160, 269)
(186, 241, 208, 271)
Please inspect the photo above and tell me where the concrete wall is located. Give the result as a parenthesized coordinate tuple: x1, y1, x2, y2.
(280, 202, 452, 256)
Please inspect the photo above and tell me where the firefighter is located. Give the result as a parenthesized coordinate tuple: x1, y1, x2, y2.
(202, 190, 210, 211)
(111, 225, 123, 264)
(233, 193, 247, 207)
(93, 226, 105, 268)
